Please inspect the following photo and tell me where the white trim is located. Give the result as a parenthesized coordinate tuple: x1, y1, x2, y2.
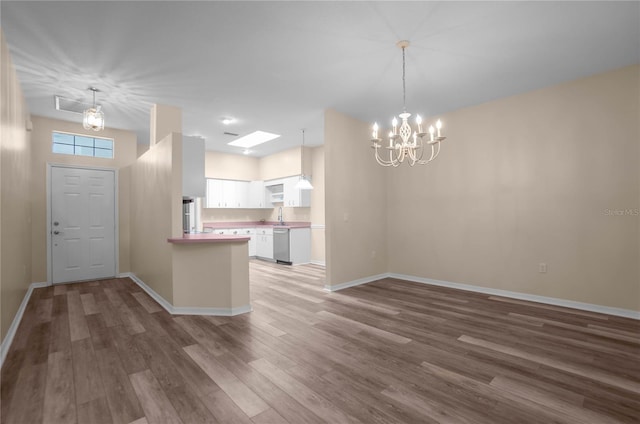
(390, 273, 640, 320)
(324, 273, 389, 292)
(311, 224, 325, 230)
(121, 272, 252, 316)
(173, 304, 253, 316)
(321, 271, 638, 320)
(310, 260, 326, 267)
(1, 282, 49, 369)
(122, 272, 175, 313)
(48, 164, 119, 284)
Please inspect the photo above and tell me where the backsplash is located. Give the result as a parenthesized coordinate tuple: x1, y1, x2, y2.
(200, 207, 310, 224)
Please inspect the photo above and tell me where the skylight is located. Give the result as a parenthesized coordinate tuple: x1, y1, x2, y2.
(228, 131, 280, 148)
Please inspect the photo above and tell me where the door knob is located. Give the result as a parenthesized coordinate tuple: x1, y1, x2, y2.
(53, 230, 60, 235)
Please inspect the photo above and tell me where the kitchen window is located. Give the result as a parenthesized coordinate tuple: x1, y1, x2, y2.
(52, 131, 114, 159)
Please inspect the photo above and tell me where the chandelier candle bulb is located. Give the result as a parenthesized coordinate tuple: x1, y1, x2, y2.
(436, 119, 442, 137)
(429, 125, 435, 142)
(416, 115, 423, 133)
(373, 122, 379, 139)
(392, 117, 398, 135)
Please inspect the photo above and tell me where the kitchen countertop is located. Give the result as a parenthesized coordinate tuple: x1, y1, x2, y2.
(202, 221, 311, 229)
(167, 233, 251, 244)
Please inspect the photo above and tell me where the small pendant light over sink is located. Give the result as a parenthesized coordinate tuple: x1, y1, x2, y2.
(295, 129, 313, 190)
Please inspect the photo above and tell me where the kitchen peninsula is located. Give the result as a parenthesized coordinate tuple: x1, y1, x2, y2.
(167, 232, 251, 315)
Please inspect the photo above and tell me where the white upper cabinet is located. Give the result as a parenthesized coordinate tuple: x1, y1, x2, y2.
(248, 180, 272, 209)
(234, 181, 249, 208)
(206, 179, 224, 208)
(182, 136, 206, 198)
(283, 175, 311, 207)
(206, 179, 259, 209)
(205, 175, 310, 209)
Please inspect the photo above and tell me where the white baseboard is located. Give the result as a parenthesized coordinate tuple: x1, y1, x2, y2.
(324, 273, 389, 292)
(120, 272, 252, 316)
(1, 282, 49, 369)
(390, 273, 640, 320)
(322, 272, 638, 320)
(310, 260, 326, 267)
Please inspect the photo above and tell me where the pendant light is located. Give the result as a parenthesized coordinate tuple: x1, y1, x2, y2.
(295, 129, 313, 190)
(83, 87, 105, 131)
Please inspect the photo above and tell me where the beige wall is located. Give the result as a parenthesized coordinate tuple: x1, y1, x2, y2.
(130, 132, 183, 303)
(259, 147, 302, 181)
(386, 65, 639, 311)
(325, 109, 388, 287)
(29, 116, 137, 282)
(1, 31, 32, 341)
(205, 151, 259, 181)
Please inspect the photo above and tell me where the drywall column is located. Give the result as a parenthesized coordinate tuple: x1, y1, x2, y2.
(150, 104, 182, 147)
(324, 109, 388, 289)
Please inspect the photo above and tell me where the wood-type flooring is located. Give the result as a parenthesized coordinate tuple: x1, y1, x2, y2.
(1, 260, 639, 423)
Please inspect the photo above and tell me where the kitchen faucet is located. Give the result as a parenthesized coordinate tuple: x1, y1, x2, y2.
(278, 206, 283, 225)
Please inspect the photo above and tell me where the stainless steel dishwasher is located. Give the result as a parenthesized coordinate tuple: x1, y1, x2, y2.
(273, 227, 291, 265)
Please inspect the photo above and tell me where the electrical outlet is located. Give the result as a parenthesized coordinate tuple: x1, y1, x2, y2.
(371, 250, 376, 259)
(343, 212, 349, 222)
(539, 263, 547, 273)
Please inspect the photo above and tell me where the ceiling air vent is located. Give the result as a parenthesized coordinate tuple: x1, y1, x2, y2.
(54, 95, 90, 114)
(223, 131, 239, 137)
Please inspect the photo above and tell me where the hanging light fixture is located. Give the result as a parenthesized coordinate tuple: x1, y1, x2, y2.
(370, 40, 446, 167)
(83, 87, 105, 131)
(295, 129, 313, 190)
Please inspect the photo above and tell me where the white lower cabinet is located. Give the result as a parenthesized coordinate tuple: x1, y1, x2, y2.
(255, 228, 274, 260)
(289, 228, 311, 265)
(229, 228, 256, 256)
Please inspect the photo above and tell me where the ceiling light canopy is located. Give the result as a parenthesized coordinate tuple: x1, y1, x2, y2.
(228, 130, 280, 148)
(83, 87, 104, 131)
(370, 40, 446, 167)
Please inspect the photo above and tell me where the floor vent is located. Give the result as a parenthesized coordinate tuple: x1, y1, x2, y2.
(54, 95, 90, 114)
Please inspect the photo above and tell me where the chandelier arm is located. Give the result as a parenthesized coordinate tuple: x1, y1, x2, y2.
(373, 145, 395, 166)
(431, 142, 441, 161)
(415, 139, 425, 162)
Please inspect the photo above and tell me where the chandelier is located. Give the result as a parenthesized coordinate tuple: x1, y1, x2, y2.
(370, 40, 446, 167)
(83, 87, 105, 131)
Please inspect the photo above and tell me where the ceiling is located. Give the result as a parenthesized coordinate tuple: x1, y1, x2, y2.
(2, 1, 638, 157)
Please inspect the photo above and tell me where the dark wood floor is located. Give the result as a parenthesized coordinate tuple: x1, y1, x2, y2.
(2, 260, 639, 423)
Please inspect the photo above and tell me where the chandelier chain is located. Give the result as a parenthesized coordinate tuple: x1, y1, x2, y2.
(402, 46, 406, 112)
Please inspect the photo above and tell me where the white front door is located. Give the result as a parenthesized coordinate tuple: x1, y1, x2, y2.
(51, 166, 116, 284)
